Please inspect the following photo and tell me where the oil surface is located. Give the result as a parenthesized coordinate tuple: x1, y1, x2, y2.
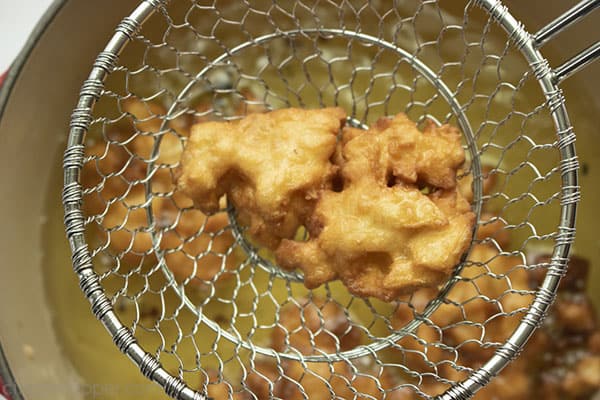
(44, 2, 600, 399)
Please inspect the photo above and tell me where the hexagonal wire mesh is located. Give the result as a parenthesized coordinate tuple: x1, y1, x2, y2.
(62, 0, 584, 399)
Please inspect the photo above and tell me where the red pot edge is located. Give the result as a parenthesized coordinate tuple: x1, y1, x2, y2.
(0, 70, 7, 88)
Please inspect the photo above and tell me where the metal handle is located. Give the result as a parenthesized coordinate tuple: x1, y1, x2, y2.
(532, 0, 600, 83)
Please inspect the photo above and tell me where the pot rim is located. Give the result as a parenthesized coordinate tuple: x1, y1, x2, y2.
(0, 0, 66, 121)
(0, 1, 67, 398)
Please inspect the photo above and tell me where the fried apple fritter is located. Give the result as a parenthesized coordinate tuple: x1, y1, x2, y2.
(177, 107, 346, 250)
(201, 370, 251, 400)
(349, 116, 467, 189)
(392, 244, 530, 367)
(456, 165, 511, 247)
(277, 114, 474, 301)
(389, 244, 532, 399)
(275, 359, 397, 400)
(82, 99, 237, 283)
(246, 357, 399, 400)
(391, 244, 600, 400)
(272, 297, 363, 355)
(245, 297, 398, 400)
(457, 165, 497, 204)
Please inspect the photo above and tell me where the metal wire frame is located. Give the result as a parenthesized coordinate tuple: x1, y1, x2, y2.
(61, 0, 586, 399)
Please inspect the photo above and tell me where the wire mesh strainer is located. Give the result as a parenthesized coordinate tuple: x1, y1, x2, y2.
(61, 0, 598, 399)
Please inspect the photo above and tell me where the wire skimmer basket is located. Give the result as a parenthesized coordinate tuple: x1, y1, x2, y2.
(62, 0, 597, 399)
